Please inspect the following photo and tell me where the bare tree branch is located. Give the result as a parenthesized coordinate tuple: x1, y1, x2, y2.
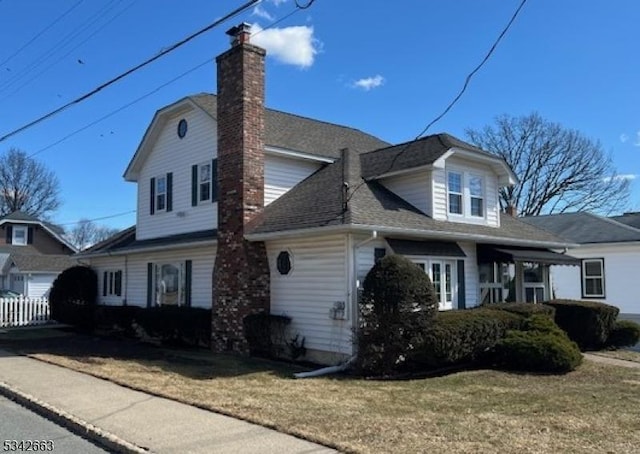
(466, 113, 630, 216)
(0, 148, 61, 218)
(66, 218, 119, 251)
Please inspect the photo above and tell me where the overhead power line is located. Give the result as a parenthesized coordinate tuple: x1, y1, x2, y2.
(29, 2, 308, 158)
(344, 0, 528, 207)
(0, 0, 84, 70)
(0, 0, 260, 144)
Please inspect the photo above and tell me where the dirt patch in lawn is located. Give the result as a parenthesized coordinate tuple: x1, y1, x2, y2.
(2, 330, 639, 454)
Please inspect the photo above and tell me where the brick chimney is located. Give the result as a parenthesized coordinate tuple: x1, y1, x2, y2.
(212, 23, 270, 353)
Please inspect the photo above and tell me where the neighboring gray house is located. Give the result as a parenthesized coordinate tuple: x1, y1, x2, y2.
(78, 23, 577, 364)
(523, 212, 640, 318)
(0, 211, 77, 297)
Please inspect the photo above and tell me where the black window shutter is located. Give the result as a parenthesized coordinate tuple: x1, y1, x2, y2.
(5, 225, 12, 243)
(166, 172, 173, 212)
(115, 270, 122, 297)
(103, 271, 107, 297)
(150, 178, 156, 215)
(146, 263, 153, 307)
(212, 158, 218, 203)
(191, 165, 198, 206)
(27, 227, 34, 244)
(457, 259, 466, 309)
(185, 260, 192, 307)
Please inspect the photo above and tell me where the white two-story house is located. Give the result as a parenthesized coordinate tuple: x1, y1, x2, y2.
(79, 23, 577, 364)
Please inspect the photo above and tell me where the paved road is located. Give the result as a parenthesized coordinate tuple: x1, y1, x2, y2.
(0, 396, 108, 454)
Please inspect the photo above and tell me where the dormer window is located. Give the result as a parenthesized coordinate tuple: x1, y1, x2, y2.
(447, 170, 486, 219)
(469, 175, 484, 217)
(448, 172, 463, 215)
(12, 226, 27, 245)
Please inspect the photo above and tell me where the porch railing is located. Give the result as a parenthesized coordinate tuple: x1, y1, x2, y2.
(0, 297, 50, 328)
(479, 283, 505, 305)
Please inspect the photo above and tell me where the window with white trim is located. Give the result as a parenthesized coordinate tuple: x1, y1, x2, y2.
(155, 262, 185, 306)
(155, 176, 167, 212)
(582, 258, 605, 298)
(12, 226, 27, 246)
(469, 174, 484, 217)
(447, 171, 463, 215)
(447, 170, 485, 219)
(102, 270, 123, 297)
(198, 162, 211, 202)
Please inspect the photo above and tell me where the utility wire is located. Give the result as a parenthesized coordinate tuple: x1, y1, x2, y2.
(0, 0, 260, 144)
(344, 0, 528, 207)
(0, 0, 122, 94)
(28, 2, 306, 158)
(57, 209, 136, 227)
(0, 1, 136, 103)
(0, 0, 84, 69)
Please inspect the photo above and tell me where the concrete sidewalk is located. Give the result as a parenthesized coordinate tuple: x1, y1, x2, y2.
(0, 349, 334, 454)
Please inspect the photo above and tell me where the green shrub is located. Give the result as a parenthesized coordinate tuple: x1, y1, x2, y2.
(484, 302, 555, 319)
(49, 266, 98, 331)
(493, 315, 583, 373)
(243, 313, 291, 359)
(545, 299, 619, 350)
(93, 305, 143, 336)
(606, 320, 640, 348)
(133, 306, 211, 347)
(416, 308, 523, 368)
(356, 254, 438, 376)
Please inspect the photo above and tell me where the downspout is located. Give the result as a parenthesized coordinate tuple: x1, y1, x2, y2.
(294, 230, 377, 379)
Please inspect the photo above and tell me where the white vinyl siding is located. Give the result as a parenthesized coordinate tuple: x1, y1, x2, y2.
(84, 245, 216, 308)
(458, 241, 479, 307)
(267, 234, 352, 360)
(380, 170, 431, 215)
(549, 244, 640, 315)
(25, 274, 56, 298)
(432, 168, 447, 220)
(137, 109, 217, 241)
(264, 154, 321, 206)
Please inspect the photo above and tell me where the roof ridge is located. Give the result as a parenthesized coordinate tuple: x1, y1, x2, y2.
(190, 92, 390, 146)
(586, 211, 640, 233)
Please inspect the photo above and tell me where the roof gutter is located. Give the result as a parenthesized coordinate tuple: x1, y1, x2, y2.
(246, 223, 576, 249)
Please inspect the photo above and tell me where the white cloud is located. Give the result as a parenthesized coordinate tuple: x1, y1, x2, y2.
(251, 23, 318, 68)
(620, 133, 629, 143)
(252, 4, 274, 21)
(603, 174, 637, 183)
(352, 75, 385, 91)
(268, 0, 289, 5)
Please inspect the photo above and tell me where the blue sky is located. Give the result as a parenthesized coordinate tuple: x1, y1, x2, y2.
(0, 0, 639, 231)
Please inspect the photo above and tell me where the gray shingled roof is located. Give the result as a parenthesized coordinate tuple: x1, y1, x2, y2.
(0, 210, 65, 236)
(79, 227, 215, 256)
(360, 133, 499, 179)
(522, 212, 640, 244)
(10, 254, 75, 272)
(189, 94, 390, 159)
(611, 212, 640, 230)
(249, 148, 568, 246)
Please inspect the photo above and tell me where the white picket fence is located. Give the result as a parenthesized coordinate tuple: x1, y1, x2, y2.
(0, 296, 50, 328)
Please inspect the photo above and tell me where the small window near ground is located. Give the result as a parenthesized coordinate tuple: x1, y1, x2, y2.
(277, 251, 292, 275)
(582, 258, 605, 298)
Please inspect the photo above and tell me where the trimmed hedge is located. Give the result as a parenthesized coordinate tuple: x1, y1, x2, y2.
(356, 255, 438, 376)
(607, 320, 640, 348)
(493, 315, 583, 373)
(484, 302, 555, 319)
(545, 299, 619, 350)
(133, 306, 212, 347)
(243, 313, 291, 359)
(49, 266, 98, 331)
(416, 308, 523, 368)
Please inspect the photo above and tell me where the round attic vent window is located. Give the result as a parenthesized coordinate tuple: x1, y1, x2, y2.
(277, 251, 292, 275)
(177, 118, 188, 138)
